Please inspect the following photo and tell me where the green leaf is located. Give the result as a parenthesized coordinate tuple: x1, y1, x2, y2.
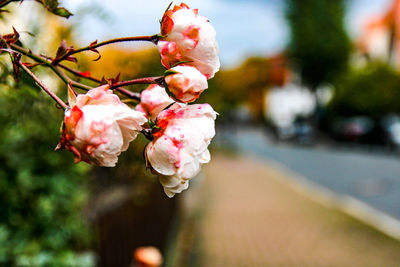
(67, 84, 76, 107)
(39, 0, 73, 18)
(53, 7, 73, 18)
(148, 117, 155, 128)
(43, 0, 57, 9)
(164, 69, 179, 76)
(170, 60, 193, 68)
(163, 83, 179, 102)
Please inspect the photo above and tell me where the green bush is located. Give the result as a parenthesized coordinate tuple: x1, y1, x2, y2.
(329, 62, 400, 117)
(0, 65, 94, 266)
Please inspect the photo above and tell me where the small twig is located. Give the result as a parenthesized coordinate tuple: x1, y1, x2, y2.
(53, 35, 159, 65)
(115, 88, 141, 101)
(18, 61, 69, 110)
(109, 76, 164, 89)
(57, 63, 141, 100)
(10, 43, 69, 85)
(69, 80, 92, 91)
(9, 43, 143, 101)
(54, 65, 93, 91)
(58, 63, 101, 83)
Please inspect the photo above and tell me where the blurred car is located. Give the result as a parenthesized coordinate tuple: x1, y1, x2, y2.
(381, 114, 400, 149)
(332, 116, 375, 143)
(271, 118, 314, 145)
(294, 120, 313, 144)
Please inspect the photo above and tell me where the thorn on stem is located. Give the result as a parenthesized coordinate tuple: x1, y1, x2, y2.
(151, 34, 160, 44)
(141, 129, 154, 141)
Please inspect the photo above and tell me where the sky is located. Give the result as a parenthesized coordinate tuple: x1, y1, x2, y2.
(61, 0, 288, 67)
(3, 0, 394, 68)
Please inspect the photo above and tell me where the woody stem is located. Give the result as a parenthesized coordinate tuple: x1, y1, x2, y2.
(57, 63, 141, 101)
(109, 76, 164, 89)
(18, 61, 69, 110)
(9, 44, 143, 100)
(53, 35, 159, 65)
(10, 43, 70, 85)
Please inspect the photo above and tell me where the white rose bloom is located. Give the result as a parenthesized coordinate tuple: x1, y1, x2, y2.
(59, 85, 147, 167)
(145, 103, 217, 197)
(158, 3, 220, 79)
(165, 65, 208, 103)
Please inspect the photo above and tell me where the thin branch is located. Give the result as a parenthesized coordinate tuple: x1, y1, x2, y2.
(109, 76, 164, 89)
(70, 80, 92, 91)
(58, 63, 101, 83)
(18, 61, 69, 110)
(57, 63, 141, 100)
(115, 88, 141, 101)
(9, 43, 143, 101)
(10, 43, 69, 84)
(53, 35, 158, 65)
(54, 65, 93, 91)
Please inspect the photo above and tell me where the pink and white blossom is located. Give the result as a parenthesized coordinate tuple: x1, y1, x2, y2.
(58, 85, 147, 167)
(158, 3, 220, 79)
(136, 84, 175, 121)
(165, 65, 208, 103)
(145, 103, 217, 197)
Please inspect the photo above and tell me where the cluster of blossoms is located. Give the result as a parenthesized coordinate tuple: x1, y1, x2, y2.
(57, 3, 219, 197)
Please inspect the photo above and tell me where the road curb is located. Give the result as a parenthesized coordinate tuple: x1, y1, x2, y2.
(250, 155, 400, 242)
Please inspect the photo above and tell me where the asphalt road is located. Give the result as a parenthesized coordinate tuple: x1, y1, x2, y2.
(216, 126, 400, 221)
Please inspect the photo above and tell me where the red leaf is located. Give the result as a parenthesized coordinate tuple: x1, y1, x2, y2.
(11, 53, 21, 82)
(21, 62, 42, 68)
(53, 40, 75, 64)
(2, 26, 20, 44)
(114, 73, 121, 82)
(88, 40, 101, 61)
(89, 40, 98, 47)
(65, 55, 77, 63)
(79, 71, 91, 77)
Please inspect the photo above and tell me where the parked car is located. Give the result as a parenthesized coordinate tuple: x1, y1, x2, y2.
(271, 118, 314, 145)
(381, 114, 400, 149)
(331, 116, 375, 143)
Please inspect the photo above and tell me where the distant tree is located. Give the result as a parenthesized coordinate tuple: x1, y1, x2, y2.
(201, 57, 272, 121)
(328, 62, 400, 117)
(286, 0, 351, 90)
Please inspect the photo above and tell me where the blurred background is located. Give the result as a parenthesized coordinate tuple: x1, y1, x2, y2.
(1, 0, 400, 266)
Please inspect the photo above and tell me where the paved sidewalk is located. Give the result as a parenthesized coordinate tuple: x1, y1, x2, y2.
(191, 153, 400, 267)
(221, 127, 400, 222)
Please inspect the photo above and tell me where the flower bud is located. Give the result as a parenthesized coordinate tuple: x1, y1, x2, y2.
(158, 3, 220, 79)
(145, 103, 217, 197)
(136, 84, 175, 121)
(58, 85, 147, 167)
(165, 65, 208, 103)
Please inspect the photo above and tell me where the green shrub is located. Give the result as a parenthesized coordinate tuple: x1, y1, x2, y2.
(329, 62, 400, 117)
(0, 67, 94, 266)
